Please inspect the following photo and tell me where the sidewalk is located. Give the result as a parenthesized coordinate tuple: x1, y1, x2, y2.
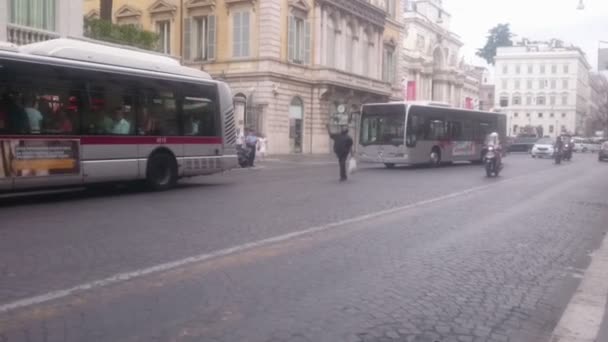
(257, 153, 336, 165)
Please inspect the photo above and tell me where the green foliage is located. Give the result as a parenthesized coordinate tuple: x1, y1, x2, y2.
(83, 17, 159, 51)
(476, 24, 514, 65)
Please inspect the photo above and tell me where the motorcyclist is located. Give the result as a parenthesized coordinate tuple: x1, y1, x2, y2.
(555, 135, 564, 155)
(484, 132, 503, 167)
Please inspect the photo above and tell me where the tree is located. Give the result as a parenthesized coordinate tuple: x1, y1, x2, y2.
(100, 0, 113, 22)
(84, 18, 159, 51)
(476, 24, 514, 65)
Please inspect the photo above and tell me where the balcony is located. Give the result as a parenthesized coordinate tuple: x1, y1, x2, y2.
(6, 24, 59, 45)
(312, 67, 393, 97)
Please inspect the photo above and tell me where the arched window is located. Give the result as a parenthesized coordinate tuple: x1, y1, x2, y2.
(326, 15, 338, 68)
(345, 23, 355, 72)
(362, 29, 373, 77)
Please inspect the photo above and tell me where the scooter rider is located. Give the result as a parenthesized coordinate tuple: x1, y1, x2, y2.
(484, 132, 503, 167)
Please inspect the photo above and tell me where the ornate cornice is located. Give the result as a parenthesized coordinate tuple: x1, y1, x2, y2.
(148, 0, 177, 15)
(318, 0, 386, 28)
(185, 0, 216, 11)
(115, 4, 142, 19)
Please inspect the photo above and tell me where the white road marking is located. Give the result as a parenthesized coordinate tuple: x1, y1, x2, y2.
(550, 233, 608, 342)
(0, 166, 571, 314)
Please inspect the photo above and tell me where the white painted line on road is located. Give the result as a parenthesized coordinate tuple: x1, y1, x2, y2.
(549, 233, 608, 342)
(0, 166, 570, 314)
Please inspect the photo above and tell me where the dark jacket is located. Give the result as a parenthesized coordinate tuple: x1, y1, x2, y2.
(331, 132, 353, 157)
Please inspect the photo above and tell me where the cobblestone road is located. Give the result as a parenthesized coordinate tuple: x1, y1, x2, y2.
(0, 154, 607, 342)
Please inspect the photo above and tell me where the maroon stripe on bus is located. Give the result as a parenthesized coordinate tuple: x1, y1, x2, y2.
(1, 135, 223, 145)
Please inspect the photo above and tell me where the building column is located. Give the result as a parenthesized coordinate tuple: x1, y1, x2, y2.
(377, 31, 383, 80)
(315, 5, 323, 66)
(415, 71, 421, 100)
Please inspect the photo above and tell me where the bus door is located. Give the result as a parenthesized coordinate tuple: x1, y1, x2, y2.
(0, 140, 13, 191)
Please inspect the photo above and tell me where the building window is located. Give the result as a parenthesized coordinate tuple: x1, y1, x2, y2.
(526, 96, 532, 105)
(184, 16, 216, 61)
(538, 112, 544, 118)
(513, 96, 521, 105)
(156, 20, 171, 54)
(526, 113, 531, 118)
(527, 80, 533, 89)
(362, 31, 374, 77)
(550, 96, 556, 105)
(488, 93, 493, 100)
(514, 80, 521, 89)
(549, 125, 554, 133)
(514, 112, 519, 118)
(386, 0, 396, 18)
(562, 79, 568, 89)
(539, 80, 546, 89)
(10, 0, 56, 31)
(528, 64, 533, 74)
(513, 125, 519, 134)
(501, 79, 508, 89)
(416, 34, 425, 51)
(537, 96, 546, 105)
(540, 65, 546, 74)
(502, 65, 508, 74)
(551, 65, 557, 74)
(563, 64, 569, 73)
(550, 113, 555, 118)
(561, 125, 567, 133)
(499, 96, 509, 107)
(288, 16, 311, 64)
(550, 80, 556, 89)
(562, 95, 568, 105)
(382, 47, 395, 83)
(326, 17, 338, 67)
(233, 11, 250, 58)
(562, 113, 567, 118)
(345, 24, 356, 72)
(515, 65, 521, 74)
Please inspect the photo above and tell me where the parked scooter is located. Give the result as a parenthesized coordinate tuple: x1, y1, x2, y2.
(237, 145, 251, 168)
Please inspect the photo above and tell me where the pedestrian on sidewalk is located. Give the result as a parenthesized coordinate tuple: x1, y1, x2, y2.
(257, 134, 268, 161)
(245, 129, 259, 167)
(327, 124, 353, 182)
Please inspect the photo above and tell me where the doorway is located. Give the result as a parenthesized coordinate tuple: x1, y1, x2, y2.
(289, 97, 303, 153)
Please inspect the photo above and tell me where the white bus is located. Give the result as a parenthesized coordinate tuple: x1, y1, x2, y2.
(0, 38, 237, 193)
(358, 102, 507, 167)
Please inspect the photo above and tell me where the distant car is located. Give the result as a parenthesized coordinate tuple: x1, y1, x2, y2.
(531, 137, 556, 158)
(509, 134, 539, 152)
(599, 142, 608, 162)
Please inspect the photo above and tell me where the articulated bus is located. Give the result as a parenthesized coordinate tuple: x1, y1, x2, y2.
(0, 38, 237, 193)
(358, 102, 507, 167)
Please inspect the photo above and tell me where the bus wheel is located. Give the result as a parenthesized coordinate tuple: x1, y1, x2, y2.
(147, 152, 177, 191)
(384, 163, 396, 169)
(429, 148, 441, 167)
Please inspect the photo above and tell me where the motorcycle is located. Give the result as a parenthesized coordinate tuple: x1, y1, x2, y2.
(554, 148, 562, 164)
(484, 146, 502, 177)
(237, 144, 251, 168)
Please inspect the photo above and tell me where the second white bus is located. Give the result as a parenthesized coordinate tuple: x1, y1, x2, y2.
(358, 102, 507, 167)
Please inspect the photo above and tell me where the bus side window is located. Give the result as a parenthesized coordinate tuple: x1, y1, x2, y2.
(179, 83, 219, 137)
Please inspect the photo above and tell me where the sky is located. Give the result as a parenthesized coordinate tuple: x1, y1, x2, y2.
(443, 0, 608, 70)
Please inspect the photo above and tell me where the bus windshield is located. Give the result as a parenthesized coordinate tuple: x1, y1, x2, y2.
(360, 105, 405, 146)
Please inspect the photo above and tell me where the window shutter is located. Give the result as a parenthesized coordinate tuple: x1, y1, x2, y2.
(242, 12, 250, 57)
(288, 16, 295, 62)
(233, 13, 241, 57)
(304, 21, 311, 65)
(183, 17, 192, 61)
(207, 15, 216, 60)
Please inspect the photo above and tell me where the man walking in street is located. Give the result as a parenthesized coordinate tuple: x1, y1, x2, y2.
(327, 124, 353, 181)
(245, 129, 259, 167)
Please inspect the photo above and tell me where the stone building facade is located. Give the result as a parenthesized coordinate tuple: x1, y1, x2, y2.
(2, 0, 83, 45)
(494, 40, 591, 137)
(400, 0, 477, 107)
(83, 0, 404, 154)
